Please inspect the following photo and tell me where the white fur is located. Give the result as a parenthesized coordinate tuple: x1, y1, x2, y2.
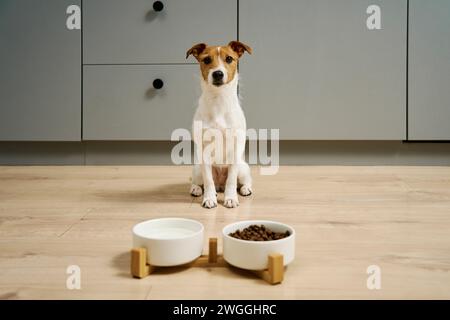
(190, 57, 252, 209)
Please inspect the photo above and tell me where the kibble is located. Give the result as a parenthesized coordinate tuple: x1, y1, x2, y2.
(229, 225, 290, 241)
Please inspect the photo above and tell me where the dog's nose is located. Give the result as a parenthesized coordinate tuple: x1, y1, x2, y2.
(212, 70, 224, 81)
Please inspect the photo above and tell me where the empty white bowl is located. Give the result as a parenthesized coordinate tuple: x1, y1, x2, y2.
(132, 218, 204, 267)
(222, 220, 295, 270)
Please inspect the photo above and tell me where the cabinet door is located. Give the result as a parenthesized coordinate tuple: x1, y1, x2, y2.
(84, 0, 237, 64)
(83, 65, 198, 140)
(239, 0, 406, 140)
(408, 0, 450, 140)
(0, 0, 81, 141)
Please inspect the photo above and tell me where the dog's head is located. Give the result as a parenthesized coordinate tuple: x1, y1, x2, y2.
(186, 41, 252, 87)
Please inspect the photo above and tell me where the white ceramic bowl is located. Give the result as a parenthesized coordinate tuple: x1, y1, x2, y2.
(132, 218, 204, 267)
(222, 220, 295, 270)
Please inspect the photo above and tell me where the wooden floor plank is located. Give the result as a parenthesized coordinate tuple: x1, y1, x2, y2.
(0, 166, 449, 299)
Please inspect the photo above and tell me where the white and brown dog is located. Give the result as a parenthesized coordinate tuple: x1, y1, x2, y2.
(186, 41, 253, 209)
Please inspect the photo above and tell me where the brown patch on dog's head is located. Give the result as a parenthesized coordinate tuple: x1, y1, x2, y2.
(186, 41, 252, 86)
(186, 43, 207, 60)
(228, 41, 253, 57)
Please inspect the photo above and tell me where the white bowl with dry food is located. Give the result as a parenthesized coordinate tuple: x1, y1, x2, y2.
(132, 218, 204, 266)
(222, 220, 295, 270)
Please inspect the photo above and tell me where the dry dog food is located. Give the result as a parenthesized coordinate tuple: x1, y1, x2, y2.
(229, 225, 290, 241)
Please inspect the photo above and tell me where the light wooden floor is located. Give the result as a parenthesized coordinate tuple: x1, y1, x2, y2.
(0, 166, 449, 299)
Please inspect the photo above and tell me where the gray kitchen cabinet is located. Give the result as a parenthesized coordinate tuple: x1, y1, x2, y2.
(83, 65, 199, 140)
(239, 0, 407, 140)
(0, 0, 81, 141)
(408, 0, 450, 140)
(84, 0, 237, 64)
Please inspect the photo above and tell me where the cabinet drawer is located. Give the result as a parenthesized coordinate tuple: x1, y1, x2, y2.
(408, 0, 450, 140)
(83, 65, 198, 140)
(83, 0, 237, 64)
(240, 0, 407, 140)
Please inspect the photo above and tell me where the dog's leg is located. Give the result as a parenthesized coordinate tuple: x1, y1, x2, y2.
(238, 162, 253, 196)
(201, 163, 217, 209)
(224, 164, 239, 208)
(190, 164, 203, 197)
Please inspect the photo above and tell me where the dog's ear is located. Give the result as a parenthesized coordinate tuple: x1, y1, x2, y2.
(186, 43, 207, 60)
(228, 41, 252, 58)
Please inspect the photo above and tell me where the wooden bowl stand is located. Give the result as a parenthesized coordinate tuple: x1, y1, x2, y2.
(131, 238, 284, 285)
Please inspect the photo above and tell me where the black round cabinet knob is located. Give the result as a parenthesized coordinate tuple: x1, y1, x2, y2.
(153, 1, 164, 12)
(153, 79, 164, 89)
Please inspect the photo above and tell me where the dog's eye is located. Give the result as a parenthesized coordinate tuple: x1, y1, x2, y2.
(225, 56, 233, 64)
(203, 57, 212, 65)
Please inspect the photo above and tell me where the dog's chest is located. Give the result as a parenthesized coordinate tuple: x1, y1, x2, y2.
(197, 90, 239, 130)
(203, 114, 229, 131)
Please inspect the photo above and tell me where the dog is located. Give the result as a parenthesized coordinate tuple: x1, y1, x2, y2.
(186, 41, 253, 209)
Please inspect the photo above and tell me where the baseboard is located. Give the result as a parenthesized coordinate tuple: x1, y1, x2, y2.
(0, 141, 449, 165)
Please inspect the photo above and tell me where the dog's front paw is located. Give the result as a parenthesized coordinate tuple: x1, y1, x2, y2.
(239, 185, 253, 196)
(190, 184, 203, 197)
(202, 198, 218, 209)
(202, 193, 217, 209)
(224, 196, 239, 208)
